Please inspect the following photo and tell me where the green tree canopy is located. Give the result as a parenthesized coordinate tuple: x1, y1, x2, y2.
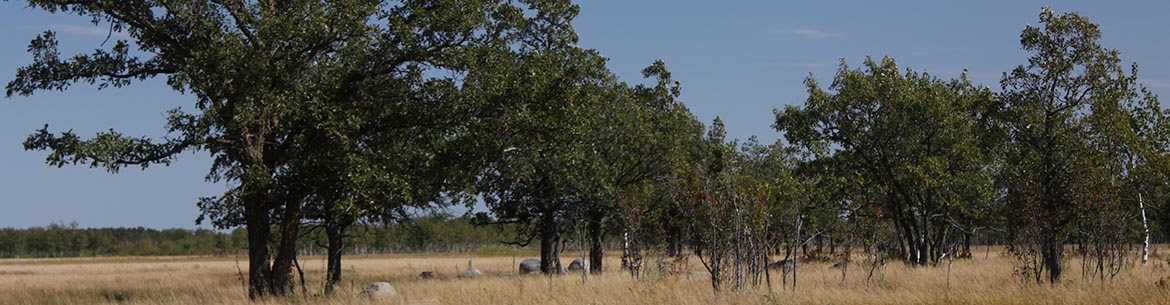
(7, 0, 572, 298)
(997, 8, 1160, 284)
(775, 56, 997, 266)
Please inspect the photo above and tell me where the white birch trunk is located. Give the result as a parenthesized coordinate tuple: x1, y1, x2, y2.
(621, 230, 630, 269)
(1140, 192, 1150, 264)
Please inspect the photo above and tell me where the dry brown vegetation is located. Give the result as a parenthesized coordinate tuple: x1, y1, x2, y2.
(3, 246, 1170, 305)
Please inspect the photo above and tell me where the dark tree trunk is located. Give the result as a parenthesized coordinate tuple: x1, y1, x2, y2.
(324, 216, 351, 295)
(540, 207, 560, 274)
(269, 200, 303, 296)
(588, 208, 604, 274)
(917, 213, 931, 265)
(553, 234, 564, 271)
(900, 217, 929, 266)
(893, 199, 912, 260)
(242, 131, 279, 299)
(894, 225, 907, 261)
(665, 205, 687, 258)
(961, 232, 972, 258)
(667, 228, 681, 257)
(815, 234, 824, 257)
(1043, 235, 1063, 284)
(245, 195, 272, 299)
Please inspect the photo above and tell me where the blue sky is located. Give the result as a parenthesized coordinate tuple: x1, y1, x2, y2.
(1, 1, 1168, 229)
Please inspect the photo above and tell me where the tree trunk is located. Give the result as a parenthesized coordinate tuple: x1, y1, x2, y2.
(963, 232, 973, 258)
(1043, 235, 1063, 284)
(241, 130, 277, 299)
(791, 217, 802, 291)
(324, 216, 351, 295)
(814, 234, 824, 258)
(917, 212, 930, 265)
(892, 210, 909, 262)
(540, 208, 559, 274)
(1140, 192, 1150, 265)
(245, 195, 272, 299)
(621, 229, 630, 270)
(587, 208, 604, 274)
(269, 199, 303, 296)
(709, 250, 721, 292)
(897, 218, 919, 265)
(667, 228, 681, 257)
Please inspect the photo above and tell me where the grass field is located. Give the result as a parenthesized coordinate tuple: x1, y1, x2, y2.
(2, 246, 1169, 305)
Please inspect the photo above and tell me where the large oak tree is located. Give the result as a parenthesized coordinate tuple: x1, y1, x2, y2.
(7, 0, 561, 298)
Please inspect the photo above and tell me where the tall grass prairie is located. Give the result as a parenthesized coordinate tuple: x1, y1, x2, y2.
(2, 246, 1169, 305)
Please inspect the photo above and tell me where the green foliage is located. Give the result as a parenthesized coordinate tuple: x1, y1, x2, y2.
(8, 0, 1170, 294)
(775, 56, 997, 265)
(0, 222, 241, 258)
(0, 215, 519, 258)
(461, 2, 622, 274)
(7, 0, 592, 296)
(589, 61, 705, 260)
(998, 8, 1158, 284)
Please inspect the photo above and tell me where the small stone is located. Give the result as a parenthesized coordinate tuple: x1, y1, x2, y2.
(360, 282, 397, 299)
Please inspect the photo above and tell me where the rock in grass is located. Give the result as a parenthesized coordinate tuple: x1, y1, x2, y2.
(519, 258, 541, 274)
(567, 258, 589, 272)
(360, 282, 397, 299)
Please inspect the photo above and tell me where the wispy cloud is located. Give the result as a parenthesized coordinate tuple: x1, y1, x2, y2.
(773, 28, 841, 39)
(40, 24, 129, 39)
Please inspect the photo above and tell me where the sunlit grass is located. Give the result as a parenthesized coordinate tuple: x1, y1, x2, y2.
(2, 246, 1169, 304)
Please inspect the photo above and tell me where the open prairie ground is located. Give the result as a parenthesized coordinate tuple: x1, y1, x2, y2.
(3, 246, 1170, 305)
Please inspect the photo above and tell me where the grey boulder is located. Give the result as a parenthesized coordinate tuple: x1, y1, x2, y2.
(567, 258, 589, 272)
(360, 282, 397, 300)
(519, 258, 541, 275)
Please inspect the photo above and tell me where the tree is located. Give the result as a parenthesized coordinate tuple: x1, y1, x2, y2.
(997, 8, 1158, 284)
(1127, 98, 1170, 265)
(8, 0, 545, 298)
(675, 120, 799, 292)
(286, 32, 490, 293)
(580, 60, 703, 274)
(467, 0, 615, 274)
(775, 57, 996, 266)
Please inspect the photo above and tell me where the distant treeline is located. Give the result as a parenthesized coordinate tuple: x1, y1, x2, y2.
(0, 214, 520, 258)
(0, 223, 240, 258)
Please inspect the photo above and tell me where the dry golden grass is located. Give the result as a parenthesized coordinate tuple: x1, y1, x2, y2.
(2, 246, 1170, 305)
